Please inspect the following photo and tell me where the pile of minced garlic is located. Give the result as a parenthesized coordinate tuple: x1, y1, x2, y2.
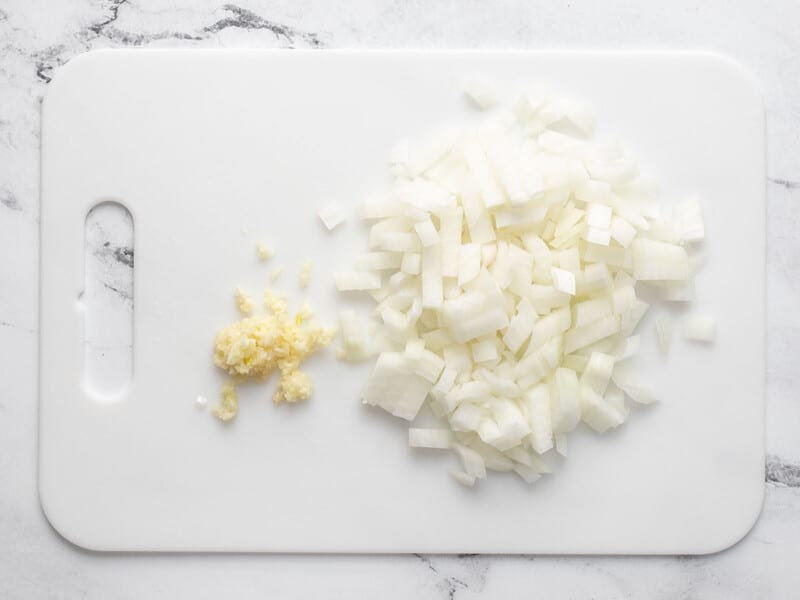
(212, 289, 335, 421)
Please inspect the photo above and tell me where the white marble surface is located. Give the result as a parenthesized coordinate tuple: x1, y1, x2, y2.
(1, 0, 799, 597)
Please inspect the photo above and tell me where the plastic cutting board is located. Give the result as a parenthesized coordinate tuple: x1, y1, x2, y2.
(39, 50, 765, 553)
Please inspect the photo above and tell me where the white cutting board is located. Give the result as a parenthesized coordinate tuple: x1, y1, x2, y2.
(39, 50, 765, 554)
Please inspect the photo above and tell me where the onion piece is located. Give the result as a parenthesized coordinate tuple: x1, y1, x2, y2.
(317, 202, 347, 230)
(514, 464, 542, 484)
(550, 367, 581, 433)
(580, 352, 615, 394)
(586, 203, 613, 229)
(555, 433, 568, 457)
(356, 252, 402, 271)
(632, 239, 689, 281)
(401, 252, 421, 275)
(526, 383, 554, 454)
(464, 141, 506, 209)
(361, 352, 432, 420)
(585, 226, 611, 246)
(611, 335, 640, 362)
(655, 317, 672, 354)
(458, 172, 496, 244)
(360, 196, 404, 220)
(683, 315, 716, 342)
(409, 428, 453, 449)
(675, 196, 705, 243)
(462, 78, 500, 109)
(612, 367, 660, 404)
(563, 314, 620, 354)
(442, 289, 509, 343)
(421, 243, 443, 309)
(488, 399, 531, 450)
(338, 310, 370, 361)
(580, 387, 625, 433)
(430, 367, 458, 401)
(450, 469, 476, 487)
(471, 338, 499, 363)
(450, 402, 485, 431)
(439, 207, 463, 277)
(502, 297, 537, 353)
(453, 442, 487, 479)
(610, 216, 637, 248)
(334, 272, 381, 291)
(458, 243, 482, 286)
(573, 296, 613, 328)
(551, 267, 576, 295)
(414, 219, 440, 247)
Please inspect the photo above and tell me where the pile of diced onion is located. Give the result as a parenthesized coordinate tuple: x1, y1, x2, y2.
(334, 83, 707, 486)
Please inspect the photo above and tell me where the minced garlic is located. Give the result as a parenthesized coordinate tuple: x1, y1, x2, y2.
(234, 286, 254, 315)
(212, 290, 335, 419)
(299, 258, 313, 288)
(213, 381, 239, 421)
(256, 241, 274, 260)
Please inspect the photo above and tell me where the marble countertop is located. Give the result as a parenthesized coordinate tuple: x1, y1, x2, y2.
(1, 1, 798, 597)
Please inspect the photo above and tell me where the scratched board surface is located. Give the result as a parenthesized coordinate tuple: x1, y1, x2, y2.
(39, 50, 764, 553)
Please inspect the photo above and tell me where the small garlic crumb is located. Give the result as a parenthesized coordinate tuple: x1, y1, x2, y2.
(271, 266, 284, 281)
(212, 289, 335, 418)
(195, 395, 208, 408)
(256, 241, 274, 261)
(299, 258, 313, 288)
(296, 302, 314, 323)
(234, 286, 254, 315)
(212, 381, 238, 421)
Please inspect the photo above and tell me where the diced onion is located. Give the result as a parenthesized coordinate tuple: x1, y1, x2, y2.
(462, 78, 500, 109)
(526, 384, 553, 454)
(337, 82, 711, 486)
(586, 203, 613, 229)
(450, 469, 476, 487)
(361, 352, 433, 420)
(632, 239, 689, 281)
(683, 315, 716, 342)
(409, 428, 453, 449)
(338, 310, 371, 361)
(655, 317, 672, 354)
(414, 219, 440, 247)
(453, 443, 487, 478)
(514, 464, 542, 484)
(334, 271, 381, 291)
(317, 202, 347, 230)
(458, 243, 482, 286)
(356, 252, 402, 271)
(551, 267, 576, 295)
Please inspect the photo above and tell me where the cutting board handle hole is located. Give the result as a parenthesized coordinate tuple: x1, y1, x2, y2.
(81, 201, 134, 402)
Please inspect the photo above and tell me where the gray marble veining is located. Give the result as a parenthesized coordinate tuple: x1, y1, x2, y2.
(766, 455, 800, 488)
(1, 1, 799, 598)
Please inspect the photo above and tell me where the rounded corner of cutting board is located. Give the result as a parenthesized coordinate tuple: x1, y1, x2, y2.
(42, 49, 116, 110)
(39, 482, 110, 553)
(691, 51, 765, 115)
(693, 477, 766, 556)
(698, 51, 762, 86)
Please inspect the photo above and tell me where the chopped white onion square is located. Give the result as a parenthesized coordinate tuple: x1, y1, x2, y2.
(317, 202, 347, 230)
(683, 315, 716, 342)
